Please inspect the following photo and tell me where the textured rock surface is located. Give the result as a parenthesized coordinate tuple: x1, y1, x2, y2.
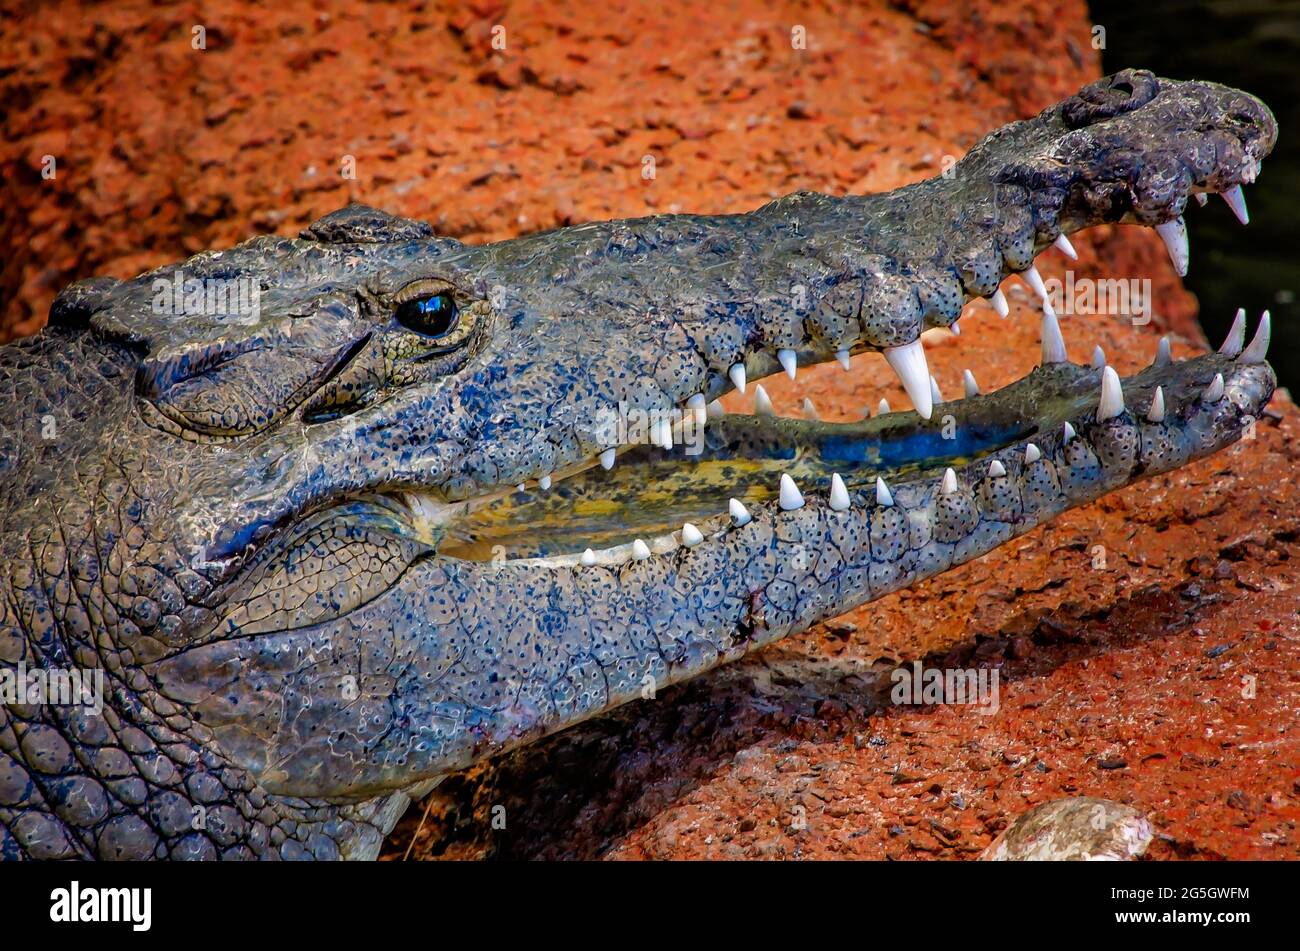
(2, 0, 1295, 861)
(980, 797, 1154, 861)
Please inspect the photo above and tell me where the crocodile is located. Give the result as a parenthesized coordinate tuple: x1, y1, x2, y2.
(0, 70, 1278, 860)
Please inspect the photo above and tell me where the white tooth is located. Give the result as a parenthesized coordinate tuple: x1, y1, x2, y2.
(728, 363, 747, 394)
(539, 474, 552, 490)
(600, 448, 617, 470)
(1154, 336, 1172, 367)
(1241, 311, 1271, 364)
(1023, 264, 1052, 308)
(753, 384, 775, 416)
(1091, 344, 1106, 369)
(632, 539, 651, 561)
(836, 348, 852, 371)
(941, 467, 958, 495)
(1053, 233, 1078, 260)
(580, 548, 596, 567)
(875, 476, 894, 507)
(1098, 365, 1125, 420)
(962, 369, 980, 398)
(516, 483, 526, 493)
(1146, 386, 1166, 423)
(1202, 373, 1225, 403)
(681, 523, 704, 547)
(1024, 443, 1041, 464)
(1194, 192, 1209, 207)
(1221, 184, 1249, 225)
(779, 473, 805, 511)
(1040, 308, 1066, 364)
(707, 399, 726, 419)
(883, 339, 933, 420)
(1154, 217, 1189, 276)
(1063, 421, 1077, 443)
(829, 473, 850, 511)
(1220, 307, 1247, 356)
(988, 459, 1007, 478)
(929, 375, 943, 406)
(801, 398, 820, 421)
(949, 321, 961, 336)
(876, 398, 892, 416)
(991, 288, 1009, 319)
(777, 349, 797, 380)
(686, 393, 707, 410)
(729, 498, 751, 526)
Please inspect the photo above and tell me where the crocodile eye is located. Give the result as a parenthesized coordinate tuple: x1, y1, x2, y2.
(395, 292, 458, 338)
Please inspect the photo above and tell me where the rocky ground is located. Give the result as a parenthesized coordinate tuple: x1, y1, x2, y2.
(3, 0, 1295, 860)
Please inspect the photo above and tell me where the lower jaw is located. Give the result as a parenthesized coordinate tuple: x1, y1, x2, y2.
(431, 341, 1274, 565)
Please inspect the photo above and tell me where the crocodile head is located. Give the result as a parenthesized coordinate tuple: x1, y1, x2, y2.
(0, 70, 1278, 860)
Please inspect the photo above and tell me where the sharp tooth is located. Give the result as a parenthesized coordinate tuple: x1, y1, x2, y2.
(1194, 192, 1209, 207)
(940, 467, 958, 494)
(1219, 307, 1247, 356)
(1024, 443, 1042, 464)
(883, 339, 933, 420)
(1221, 184, 1249, 225)
(1154, 217, 1189, 276)
(1098, 365, 1125, 420)
(1241, 311, 1271, 363)
(1063, 421, 1077, 442)
(836, 348, 852, 371)
(1053, 233, 1078, 260)
(539, 474, 552, 490)
(580, 548, 596, 567)
(729, 498, 751, 526)
(777, 349, 797, 380)
(801, 398, 820, 421)
(1040, 308, 1067, 364)
(632, 539, 651, 561)
(1202, 373, 1225, 403)
(988, 459, 1007, 478)
(929, 375, 943, 406)
(728, 363, 747, 394)
(1022, 264, 1053, 310)
(686, 393, 707, 410)
(681, 523, 704, 547)
(707, 399, 726, 419)
(600, 448, 617, 470)
(1146, 386, 1166, 423)
(877, 398, 892, 416)
(950, 321, 961, 336)
(779, 473, 805, 511)
(829, 473, 850, 511)
(962, 369, 980, 398)
(1091, 344, 1106, 369)
(991, 288, 1009, 319)
(754, 384, 775, 416)
(516, 483, 526, 493)
(875, 476, 894, 507)
(1154, 336, 1172, 367)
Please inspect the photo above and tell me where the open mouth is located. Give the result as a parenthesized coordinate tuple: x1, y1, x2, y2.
(421, 308, 1272, 567)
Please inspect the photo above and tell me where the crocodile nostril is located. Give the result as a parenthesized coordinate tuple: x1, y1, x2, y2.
(1112, 80, 1134, 96)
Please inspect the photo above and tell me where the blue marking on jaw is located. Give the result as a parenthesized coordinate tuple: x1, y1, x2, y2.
(821, 420, 1034, 469)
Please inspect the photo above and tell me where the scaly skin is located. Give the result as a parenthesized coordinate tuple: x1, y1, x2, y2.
(0, 71, 1278, 859)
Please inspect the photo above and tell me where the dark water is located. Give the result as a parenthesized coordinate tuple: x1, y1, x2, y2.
(1091, 0, 1299, 389)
